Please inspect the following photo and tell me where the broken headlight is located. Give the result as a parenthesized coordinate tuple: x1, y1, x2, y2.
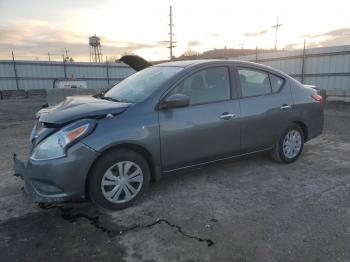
(30, 119, 96, 161)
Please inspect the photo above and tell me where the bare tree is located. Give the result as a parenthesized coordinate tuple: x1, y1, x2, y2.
(182, 49, 200, 57)
(106, 56, 119, 63)
(63, 55, 74, 62)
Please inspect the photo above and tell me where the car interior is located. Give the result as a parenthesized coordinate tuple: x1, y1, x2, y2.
(174, 67, 230, 105)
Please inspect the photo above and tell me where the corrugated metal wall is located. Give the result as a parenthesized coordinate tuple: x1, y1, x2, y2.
(234, 45, 350, 90)
(0, 60, 135, 90)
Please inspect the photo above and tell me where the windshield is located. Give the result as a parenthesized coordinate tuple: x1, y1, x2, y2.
(104, 66, 183, 102)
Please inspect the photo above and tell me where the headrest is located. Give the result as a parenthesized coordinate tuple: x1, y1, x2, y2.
(206, 69, 227, 86)
(239, 74, 247, 84)
(191, 75, 205, 90)
(263, 76, 270, 86)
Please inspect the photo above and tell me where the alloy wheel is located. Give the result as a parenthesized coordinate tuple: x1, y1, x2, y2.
(282, 130, 302, 159)
(101, 161, 144, 203)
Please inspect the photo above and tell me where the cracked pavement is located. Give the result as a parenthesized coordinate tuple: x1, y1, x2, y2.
(38, 203, 214, 246)
(0, 98, 350, 262)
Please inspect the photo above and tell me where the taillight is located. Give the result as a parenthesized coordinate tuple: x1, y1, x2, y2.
(311, 94, 324, 105)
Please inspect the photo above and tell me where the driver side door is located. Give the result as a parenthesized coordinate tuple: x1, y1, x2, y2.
(158, 66, 241, 171)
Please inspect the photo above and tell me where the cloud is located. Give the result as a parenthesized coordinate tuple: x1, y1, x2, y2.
(285, 41, 323, 50)
(155, 41, 170, 46)
(301, 28, 350, 39)
(209, 34, 223, 38)
(286, 28, 350, 49)
(244, 30, 269, 37)
(0, 21, 159, 61)
(306, 28, 350, 46)
(187, 41, 202, 47)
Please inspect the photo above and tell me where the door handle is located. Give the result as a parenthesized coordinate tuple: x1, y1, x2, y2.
(219, 112, 236, 120)
(280, 104, 292, 110)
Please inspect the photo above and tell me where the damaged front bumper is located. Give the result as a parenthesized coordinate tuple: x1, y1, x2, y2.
(13, 142, 99, 203)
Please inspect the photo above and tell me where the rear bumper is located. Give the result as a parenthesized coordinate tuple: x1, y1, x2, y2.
(13, 142, 99, 203)
(307, 108, 324, 141)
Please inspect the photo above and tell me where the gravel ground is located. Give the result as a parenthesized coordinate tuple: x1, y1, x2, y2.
(0, 98, 349, 262)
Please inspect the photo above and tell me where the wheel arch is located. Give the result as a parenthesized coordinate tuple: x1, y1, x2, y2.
(292, 120, 309, 141)
(85, 143, 160, 199)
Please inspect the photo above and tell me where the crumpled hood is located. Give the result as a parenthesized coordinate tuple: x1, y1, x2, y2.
(38, 95, 131, 125)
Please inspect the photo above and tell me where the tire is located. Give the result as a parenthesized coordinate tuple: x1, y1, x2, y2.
(271, 123, 304, 164)
(88, 149, 150, 210)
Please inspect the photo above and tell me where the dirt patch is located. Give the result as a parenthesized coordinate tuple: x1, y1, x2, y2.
(1, 99, 350, 262)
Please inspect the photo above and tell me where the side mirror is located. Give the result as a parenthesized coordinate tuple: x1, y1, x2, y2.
(161, 93, 190, 109)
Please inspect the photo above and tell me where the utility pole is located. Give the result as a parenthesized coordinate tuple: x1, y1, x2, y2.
(62, 54, 67, 78)
(105, 56, 110, 86)
(271, 18, 282, 50)
(11, 51, 19, 90)
(301, 39, 306, 84)
(166, 6, 176, 60)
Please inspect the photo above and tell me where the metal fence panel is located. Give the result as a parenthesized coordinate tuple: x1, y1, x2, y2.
(0, 60, 135, 90)
(235, 45, 350, 90)
(0, 79, 16, 90)
(0, 63, 15, 78)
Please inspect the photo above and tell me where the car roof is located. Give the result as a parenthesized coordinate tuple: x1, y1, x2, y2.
(155, 59, 265, 69)
(155, 59, 289, 78)
(155, 59, 228, 68)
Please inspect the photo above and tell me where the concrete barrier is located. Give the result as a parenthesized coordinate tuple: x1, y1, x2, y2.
(326, 96, 350, 103)
(327, 90, 346, 97)
(27, 89, 47, 99)
(0, 90, 27, 99)
(46, 88, 100, 106)
(325, 89, 350, 103)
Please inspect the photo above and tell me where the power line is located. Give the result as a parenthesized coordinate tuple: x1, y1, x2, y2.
(271, 18, 283, 50)
(165, 5, 176, 60)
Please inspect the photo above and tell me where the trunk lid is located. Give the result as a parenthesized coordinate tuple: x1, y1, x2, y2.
(119, 55, 152, 71)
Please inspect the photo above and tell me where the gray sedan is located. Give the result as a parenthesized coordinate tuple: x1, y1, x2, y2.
(14, 60, 324, 210)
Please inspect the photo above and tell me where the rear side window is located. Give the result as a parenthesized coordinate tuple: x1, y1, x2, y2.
(269, 73, 284, 93)
(172, 67, 230, 105)
(238, 68, 271, 97)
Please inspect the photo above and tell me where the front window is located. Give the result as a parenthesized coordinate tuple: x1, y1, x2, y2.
(171, 66, 231, 105)
(104, 66, 183, 102)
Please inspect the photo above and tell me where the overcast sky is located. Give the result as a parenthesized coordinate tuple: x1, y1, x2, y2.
(0, 0, 349, 61)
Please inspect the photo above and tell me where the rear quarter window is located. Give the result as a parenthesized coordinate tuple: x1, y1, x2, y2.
(238, 68, 271, 97)
(269, 73, 285, 93)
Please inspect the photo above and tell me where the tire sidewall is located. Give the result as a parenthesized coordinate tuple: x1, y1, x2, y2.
(278, 124, 304, 164)
(88, 149, 150, 210)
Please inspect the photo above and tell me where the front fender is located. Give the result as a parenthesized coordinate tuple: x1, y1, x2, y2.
(81, 111, 161, 170)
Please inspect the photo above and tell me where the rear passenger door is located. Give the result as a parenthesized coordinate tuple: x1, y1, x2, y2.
(236, 67, 293, 153)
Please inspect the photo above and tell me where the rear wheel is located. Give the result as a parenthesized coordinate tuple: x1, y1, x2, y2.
(272, 123, 304, 164)
(88, 149, 150, 210)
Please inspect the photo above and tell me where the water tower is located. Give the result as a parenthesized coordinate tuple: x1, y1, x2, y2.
(89, 35, 103, 63)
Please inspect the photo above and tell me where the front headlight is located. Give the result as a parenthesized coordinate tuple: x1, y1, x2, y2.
(30, 119, 96, 161)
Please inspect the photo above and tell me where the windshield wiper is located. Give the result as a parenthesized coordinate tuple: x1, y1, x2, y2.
(100, 96, 135, 103)
(100, 96, 123, 102)
(93, 87, 112, 98)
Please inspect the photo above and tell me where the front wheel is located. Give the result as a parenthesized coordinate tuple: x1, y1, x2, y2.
(88, 149, 150, 210)
(271, 123, 304, 164)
